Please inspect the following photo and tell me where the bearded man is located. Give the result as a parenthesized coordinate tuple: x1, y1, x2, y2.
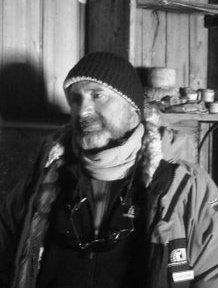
(1, 52, 218, 288)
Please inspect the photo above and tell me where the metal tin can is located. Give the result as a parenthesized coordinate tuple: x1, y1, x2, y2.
(201, 89, 215, 103)
(209, 102, 218, 113)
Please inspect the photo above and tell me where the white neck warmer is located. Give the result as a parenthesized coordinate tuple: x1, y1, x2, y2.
(81, 123, 144, 181)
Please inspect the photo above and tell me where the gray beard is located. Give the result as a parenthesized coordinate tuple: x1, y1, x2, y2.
(79, 123, 129, 150)
(80, 129, 111, 150)
(74, 107, 140, 151)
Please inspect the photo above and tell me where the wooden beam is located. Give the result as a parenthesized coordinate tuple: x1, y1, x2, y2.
(205, 15, 218, 27)
(189, 11, 208, 89)
(162, 113, 218, 122)
(137, 0, 218, 15)
(0, 0, 3, 68)
(166, 11, 189, 87)
(86, 0, 130, 58)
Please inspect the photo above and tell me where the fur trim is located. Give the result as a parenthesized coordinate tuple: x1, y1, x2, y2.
(45, 143, 64, 168)
(141, 103, 163, 186)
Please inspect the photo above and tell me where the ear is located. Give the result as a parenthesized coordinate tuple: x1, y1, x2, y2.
(160, 126, 174, 142)
(161, 127, 176, 161)
(167, 128, 175, 144)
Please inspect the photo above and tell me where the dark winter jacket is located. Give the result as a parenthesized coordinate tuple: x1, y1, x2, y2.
(1, 127, 218, 288)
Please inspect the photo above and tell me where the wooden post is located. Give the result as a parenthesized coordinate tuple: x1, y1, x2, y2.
(0, 0, 3, 68)
(86, 0, 131, 58)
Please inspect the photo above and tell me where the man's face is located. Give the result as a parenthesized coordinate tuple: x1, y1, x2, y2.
(67, 80, 140, 150)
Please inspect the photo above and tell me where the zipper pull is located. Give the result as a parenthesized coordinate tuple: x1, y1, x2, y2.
(89, 252, 94, 260)
(94, 229, 99, 238)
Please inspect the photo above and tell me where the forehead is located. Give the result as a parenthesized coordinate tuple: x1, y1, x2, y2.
(68, 80, 113, 95)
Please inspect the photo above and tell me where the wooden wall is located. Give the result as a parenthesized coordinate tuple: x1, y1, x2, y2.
(129, 0, 208, 90)
(0, 0, 85, 117)
(0, 0, 215, 192)
(0, 0, 85, 194)
(208, 0, 218, 182)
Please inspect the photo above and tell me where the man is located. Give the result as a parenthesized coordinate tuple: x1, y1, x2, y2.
(1, 51, 218, 288)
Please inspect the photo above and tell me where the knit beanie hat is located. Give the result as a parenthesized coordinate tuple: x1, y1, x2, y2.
(63, 52, 144, 113)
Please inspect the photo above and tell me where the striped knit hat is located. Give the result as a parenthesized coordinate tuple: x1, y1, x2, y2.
(63, 52, 144, 113)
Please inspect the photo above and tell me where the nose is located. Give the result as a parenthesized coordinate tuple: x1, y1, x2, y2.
(79, 96, 95, 117)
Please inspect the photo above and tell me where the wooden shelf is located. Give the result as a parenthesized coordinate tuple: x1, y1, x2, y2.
(0, 121, 64, 130)
(137, 0, 218, 15)
(162, 113, 218, 122)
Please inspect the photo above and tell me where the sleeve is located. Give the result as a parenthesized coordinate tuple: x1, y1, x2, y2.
(0, 178, 29, 288)
(187, 168, 218, 288)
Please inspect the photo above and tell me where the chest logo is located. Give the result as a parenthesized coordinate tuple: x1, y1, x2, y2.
(170, 248, 187, 263)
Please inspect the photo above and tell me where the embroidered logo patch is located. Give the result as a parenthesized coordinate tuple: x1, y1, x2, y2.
(170, 248, 187, 264)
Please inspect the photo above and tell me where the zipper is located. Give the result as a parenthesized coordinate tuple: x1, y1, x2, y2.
(92, 181, 111, 237)
(87, 252, 97, 288)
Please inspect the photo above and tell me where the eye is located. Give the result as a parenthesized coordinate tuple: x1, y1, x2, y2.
(93, 92, 108, 102)
(68, 93, 81, 105)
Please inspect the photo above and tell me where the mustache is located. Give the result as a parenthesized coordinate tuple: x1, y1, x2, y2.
(76, 114, 104, 132)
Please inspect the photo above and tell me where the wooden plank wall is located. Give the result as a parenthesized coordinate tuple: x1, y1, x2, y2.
(208, 0, 218, 182)
(0, 1, 85, 194)
(0, 0, 85, 116)
(130, 0, 208, 89)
